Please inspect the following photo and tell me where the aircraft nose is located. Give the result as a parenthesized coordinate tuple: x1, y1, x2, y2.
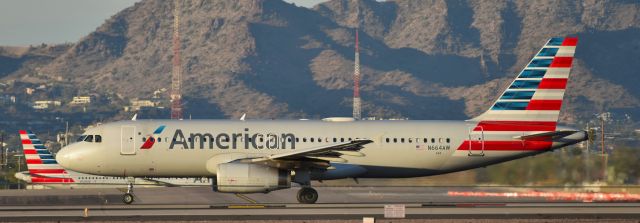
(56, 143, 90, 173)
(56, 145, 74, 170)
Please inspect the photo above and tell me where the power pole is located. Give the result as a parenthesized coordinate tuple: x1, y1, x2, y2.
(170, 0, 183, 120)
(0, 133, 4, 168)
(584, 123, 590, 183)
(600, 115, 607, 181)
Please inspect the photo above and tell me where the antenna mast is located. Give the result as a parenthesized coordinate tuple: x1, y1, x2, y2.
(352, 29, 362, 120)
(170, 0, 183, 120)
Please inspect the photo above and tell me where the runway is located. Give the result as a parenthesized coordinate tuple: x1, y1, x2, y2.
(1, 186, 640, 221)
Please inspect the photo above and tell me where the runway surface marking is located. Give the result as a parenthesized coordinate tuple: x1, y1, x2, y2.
(448, 190, 640, 202)
(235, 193, 258, 204)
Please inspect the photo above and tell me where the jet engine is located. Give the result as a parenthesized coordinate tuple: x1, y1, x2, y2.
(215, 163, 291, 193)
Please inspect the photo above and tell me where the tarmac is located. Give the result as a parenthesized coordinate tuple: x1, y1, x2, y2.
(1, 186, 639, 222)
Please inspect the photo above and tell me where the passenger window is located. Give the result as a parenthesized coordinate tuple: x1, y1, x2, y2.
(386, 138, 389, 143)
(341, 138, 345, 142)
(423, 138, 427, 143)
(157, 137, 161, 142)
(446, 138, 450, 143)
(84, 135, 93, 142)
(295, 138, 299, 142)
(95, 135, 102, 143)
(310, 138, 314, 142)
(318, 138, 322, 142)
(333, 138, 337, 142)
(303, 138, 307, 142)
(142, 137, 146, 142)
(431, 138, 435, 143)
(401, 138, 405, 143)
(393, 138, 397, 143)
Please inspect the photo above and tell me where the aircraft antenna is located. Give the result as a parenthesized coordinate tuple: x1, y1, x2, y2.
(170, 0, 183, 120)
(352, 28, 362, 120)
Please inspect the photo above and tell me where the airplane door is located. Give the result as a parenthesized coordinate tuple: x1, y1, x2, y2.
(468, 126, 485, 156)
(121, 126, 136, 155)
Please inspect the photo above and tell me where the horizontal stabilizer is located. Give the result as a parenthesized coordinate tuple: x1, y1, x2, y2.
(513, 130, 579, 140)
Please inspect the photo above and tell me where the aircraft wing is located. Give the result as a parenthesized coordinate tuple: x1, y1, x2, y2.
(514, 130, 579, 141)
(250, 139, 373, 163)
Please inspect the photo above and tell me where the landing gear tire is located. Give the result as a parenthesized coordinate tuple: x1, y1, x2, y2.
(297, 187, 318, 204)
(123, 193, 134, 204)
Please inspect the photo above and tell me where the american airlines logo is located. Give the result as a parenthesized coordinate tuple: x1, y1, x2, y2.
(140, 125, 166, 149)
(169, 128, 296, 150)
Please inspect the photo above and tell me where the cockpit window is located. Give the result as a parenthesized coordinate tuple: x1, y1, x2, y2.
(77, 135, 87, 142)
(84, 135, 94, 142)
(95, 135, 102, 143)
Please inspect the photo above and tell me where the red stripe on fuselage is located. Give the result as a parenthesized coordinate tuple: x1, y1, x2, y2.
(457, 140, 553, 151)
(474, 121, 557, 132)
(29, 169, 67, 174)
(19, 130, 27, 135)
(538, 78, 567, 89)
(21, 139, 32, 145)
(561, 37, 578, 46)
(30, 177, 75, 183)
(23, 149, 37, 154)
(549, 57, 573, 68)
(526, 100, 563, 110)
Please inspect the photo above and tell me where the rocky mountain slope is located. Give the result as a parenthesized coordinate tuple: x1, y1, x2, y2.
(3, 0, 640, 123)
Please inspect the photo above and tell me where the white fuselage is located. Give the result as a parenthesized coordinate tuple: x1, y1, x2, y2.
(57, 119, 585, 179)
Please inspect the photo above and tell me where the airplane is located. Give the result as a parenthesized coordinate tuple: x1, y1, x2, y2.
(56, 37, 587, 204)
(16, 130, 212, 190)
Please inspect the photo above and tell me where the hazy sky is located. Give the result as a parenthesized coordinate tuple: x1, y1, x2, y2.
(0, 0, 328, 46)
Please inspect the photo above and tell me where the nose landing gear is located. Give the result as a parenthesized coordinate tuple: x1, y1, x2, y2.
(123, 179, 135, 204)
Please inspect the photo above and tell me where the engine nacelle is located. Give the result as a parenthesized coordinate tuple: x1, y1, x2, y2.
(215, 163, 291, 193)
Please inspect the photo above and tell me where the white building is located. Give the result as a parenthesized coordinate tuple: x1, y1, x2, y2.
(70, 96, 92, 105)
(125, 99, 159, 111)
(33, 100, 61, 110)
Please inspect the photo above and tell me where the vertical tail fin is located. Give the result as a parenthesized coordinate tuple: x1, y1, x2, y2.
(470, 37, 578, 130)
(19, 130, 74, 183)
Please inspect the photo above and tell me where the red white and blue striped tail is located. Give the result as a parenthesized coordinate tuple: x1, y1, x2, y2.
(470, 37, 578, 130)
(19, 130, 74, 183)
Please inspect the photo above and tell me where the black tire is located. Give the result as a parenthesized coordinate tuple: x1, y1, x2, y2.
(296, 187, 318, 204)
(123, 193, 134, 204)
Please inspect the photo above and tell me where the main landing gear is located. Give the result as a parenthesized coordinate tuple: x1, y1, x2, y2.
(296, 187, 318, 204)
(123, 180, 135, 204)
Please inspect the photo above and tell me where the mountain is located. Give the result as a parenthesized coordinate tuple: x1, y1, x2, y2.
(3, 0, 640, 123)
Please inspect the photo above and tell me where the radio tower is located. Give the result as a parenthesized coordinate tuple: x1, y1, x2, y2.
(352, 29, 362, 120)
(170, 0, 183, 120)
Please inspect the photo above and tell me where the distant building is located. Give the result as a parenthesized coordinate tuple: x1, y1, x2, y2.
(33, 100, 61, 110)
(125, 99, 159, 111)
(0, 95, 16, 104)
(25, 87, 35, 95)
(70, 96, 92, 105)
